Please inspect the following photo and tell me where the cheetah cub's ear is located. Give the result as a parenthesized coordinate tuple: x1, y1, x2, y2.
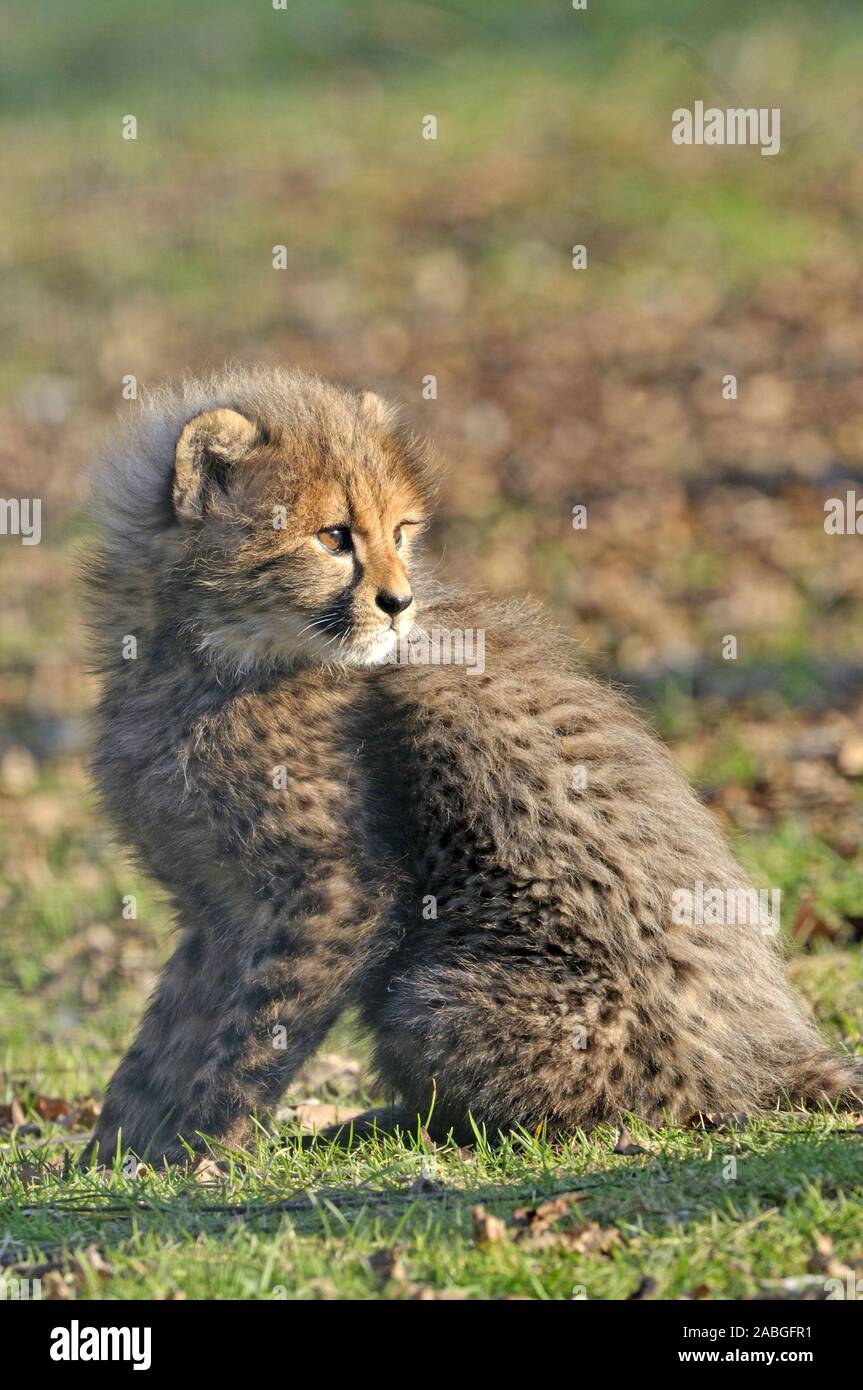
(172, 407, 261, 522)
(358, 390, 397, 429)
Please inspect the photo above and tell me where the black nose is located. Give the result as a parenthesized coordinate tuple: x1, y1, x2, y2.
(376, 590, 413, 616)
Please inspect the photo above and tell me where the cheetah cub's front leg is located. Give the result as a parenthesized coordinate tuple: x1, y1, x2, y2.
(91, 870, 384, 1165)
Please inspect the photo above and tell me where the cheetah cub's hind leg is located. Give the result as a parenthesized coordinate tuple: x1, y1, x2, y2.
(358, 936, 648, 1147)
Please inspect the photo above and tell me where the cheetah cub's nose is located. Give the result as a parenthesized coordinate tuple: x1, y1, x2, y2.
(376, 591, 413, 616)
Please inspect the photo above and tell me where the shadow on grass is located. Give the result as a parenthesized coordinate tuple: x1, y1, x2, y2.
(4, 1123, 861, 1270)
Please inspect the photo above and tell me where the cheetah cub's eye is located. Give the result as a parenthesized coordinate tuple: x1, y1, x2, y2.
(394, 526, 403, 550)
(316, 526, 352, 555)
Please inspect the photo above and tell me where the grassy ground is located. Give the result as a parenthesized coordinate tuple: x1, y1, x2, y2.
(3, 1106, 863, 1301)
(2, 2, 863, 1299)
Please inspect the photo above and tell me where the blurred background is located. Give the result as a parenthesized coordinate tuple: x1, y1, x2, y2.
(2, 1, 863, 1107)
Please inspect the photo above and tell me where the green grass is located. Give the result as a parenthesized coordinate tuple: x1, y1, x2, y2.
(742, 822, 863, 942)
(2, 1109, 863, 1300)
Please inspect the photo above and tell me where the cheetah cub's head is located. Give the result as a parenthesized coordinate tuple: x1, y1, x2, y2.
(169, 385, 435, 672)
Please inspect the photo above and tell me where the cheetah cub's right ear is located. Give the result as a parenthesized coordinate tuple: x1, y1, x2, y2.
(172, 407, 261, 522)
(358, 390, 396, 428)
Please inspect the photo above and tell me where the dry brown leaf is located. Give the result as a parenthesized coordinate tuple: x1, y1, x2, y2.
(15, 1245, 114, 1298)
(512, 1192, 585, 1238)
(17, 1157, 65, 1188)
(0, 1095, 40, 1137)
(614, 1125, 648, 1155)
(41, 1270, 76, 1300)
(561, 1222, 619, 1256)
(686, 1111, 749, 1131)
(283, 1102, 367, 1132)
(33, 1095, 71, 1122)
(791, 892, 838, 947)
(190, 1155, 227, 1183)
(67, 1096, 102, 1129)
(472, 1204, 507, 1246)
(512, 1195, 617, 1255)
(367, 1247, 408, 1286)
(806, 1232, 856, 1281)
(837, 736, 863, 778)
(519, 1221, 620, 1256)
(17, 1165, 45, 1188)
(75, 1244, 114, 1286)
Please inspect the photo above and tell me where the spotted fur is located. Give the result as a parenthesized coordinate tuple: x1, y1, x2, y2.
(84, 367, 862, 1162)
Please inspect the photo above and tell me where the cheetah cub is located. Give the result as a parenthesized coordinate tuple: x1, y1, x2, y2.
(86, 367, 861, 1162)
